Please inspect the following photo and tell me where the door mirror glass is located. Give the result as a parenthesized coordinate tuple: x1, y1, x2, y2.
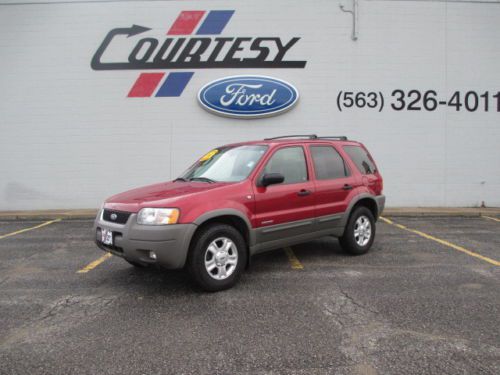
(261, 173, 285, 187)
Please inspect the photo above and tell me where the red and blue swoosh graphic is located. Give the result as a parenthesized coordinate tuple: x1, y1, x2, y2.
(128, 10, 234, 98)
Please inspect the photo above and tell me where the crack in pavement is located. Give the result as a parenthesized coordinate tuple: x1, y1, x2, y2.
(0, 294, 117, 349)
(318, 286, 500, 375)
(339, 289, 380, 316)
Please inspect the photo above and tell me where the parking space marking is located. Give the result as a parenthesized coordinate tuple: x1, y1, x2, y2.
(77, 253, 112, 274)
(380, 216, 500, 266)
(0, 218, 61, 240)
(284, 247, 304, 269)
(483, 215, 500, 223)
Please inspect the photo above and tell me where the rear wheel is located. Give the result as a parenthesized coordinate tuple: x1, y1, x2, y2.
(188, 224, 247, 292)
(339, 206, 376, 255)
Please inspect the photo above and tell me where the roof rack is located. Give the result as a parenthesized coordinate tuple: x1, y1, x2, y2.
(264, 134, 318, 140)
(317, 136, 348, 141)
(264, 135, 348, 141)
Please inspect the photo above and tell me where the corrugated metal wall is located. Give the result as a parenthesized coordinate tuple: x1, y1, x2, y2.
(1, 0, 499, 210)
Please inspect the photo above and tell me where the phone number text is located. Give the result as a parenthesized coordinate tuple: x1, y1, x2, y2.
(336, 90, 500, 112)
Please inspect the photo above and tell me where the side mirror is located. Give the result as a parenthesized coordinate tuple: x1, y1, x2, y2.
(261, 173, 285, 187)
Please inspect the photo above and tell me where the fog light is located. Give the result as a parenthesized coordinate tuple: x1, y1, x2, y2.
(149, 251, 157, 260)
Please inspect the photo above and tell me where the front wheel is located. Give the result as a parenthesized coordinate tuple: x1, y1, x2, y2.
(339, 207, 376, 255)
(187, 224, 247, 292)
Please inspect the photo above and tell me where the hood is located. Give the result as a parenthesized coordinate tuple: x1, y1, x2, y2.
(104, 181, 229, 213)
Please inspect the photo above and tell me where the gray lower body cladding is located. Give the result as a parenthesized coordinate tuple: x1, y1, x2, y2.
(93, 194, 385, 269)
(94, 210, 196, 269)
(374, 194, 386, 218)
(250, 214, 344, 255)
(250, 194, 385, 255)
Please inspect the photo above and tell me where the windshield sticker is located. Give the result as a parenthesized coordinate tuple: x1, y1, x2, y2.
(199, 149, 219, 162)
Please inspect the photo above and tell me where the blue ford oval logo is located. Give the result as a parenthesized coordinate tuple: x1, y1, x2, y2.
(198, 76, 299, 119)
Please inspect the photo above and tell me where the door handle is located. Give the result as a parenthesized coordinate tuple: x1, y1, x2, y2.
(342, 184, 353, 190)
(297, 189, 312, 196)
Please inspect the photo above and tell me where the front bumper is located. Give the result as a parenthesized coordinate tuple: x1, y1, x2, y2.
(93, 210, 197, 269)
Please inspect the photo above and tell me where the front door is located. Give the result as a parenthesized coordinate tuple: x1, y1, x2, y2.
(253, 146, 315, 244)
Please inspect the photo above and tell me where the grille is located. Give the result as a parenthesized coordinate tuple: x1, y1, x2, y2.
(102, 209, 131, 224)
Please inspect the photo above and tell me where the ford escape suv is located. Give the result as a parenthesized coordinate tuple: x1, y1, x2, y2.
(94, 135, 385, 291)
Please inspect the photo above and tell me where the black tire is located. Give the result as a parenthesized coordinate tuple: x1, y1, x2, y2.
(187, 223, 247, 292)
(339, 206, 376, 255)
(125, 258, 149, 268)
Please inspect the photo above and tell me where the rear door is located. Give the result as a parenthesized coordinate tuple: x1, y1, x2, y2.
(253, 145, 315, 244)
(308, 144, 356, 231)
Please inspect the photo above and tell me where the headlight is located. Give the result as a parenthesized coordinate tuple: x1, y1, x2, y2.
(137, 208, 180, 225)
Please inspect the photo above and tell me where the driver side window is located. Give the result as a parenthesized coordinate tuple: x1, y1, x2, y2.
(263, 147, 308, 184)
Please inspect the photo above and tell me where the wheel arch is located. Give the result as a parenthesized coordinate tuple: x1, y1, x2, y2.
(341, 194, 380, 228)
(353, 197, 379, 220)
(189, 209, 253, 267)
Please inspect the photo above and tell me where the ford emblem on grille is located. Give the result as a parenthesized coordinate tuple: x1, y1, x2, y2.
(198, 75, 299, 119)
(110, 213, 118, 221)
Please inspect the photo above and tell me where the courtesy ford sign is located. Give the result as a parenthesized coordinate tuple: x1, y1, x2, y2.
(198, 76, 299, 118)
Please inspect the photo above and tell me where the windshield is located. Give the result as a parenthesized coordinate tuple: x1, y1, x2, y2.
(180, 145, 268, 183)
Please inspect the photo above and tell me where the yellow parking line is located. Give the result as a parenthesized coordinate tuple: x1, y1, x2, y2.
(483, 215, 500, 223)
(380, 216, 500, 266)
(0, 218, 61, 240)
(77, 253, 112, 274)
(284, 246, 304, 269)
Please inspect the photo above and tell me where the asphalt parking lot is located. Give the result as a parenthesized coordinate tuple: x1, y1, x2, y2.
(0, 216, 499, 375)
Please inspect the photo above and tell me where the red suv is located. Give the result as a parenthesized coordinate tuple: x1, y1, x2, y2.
(94, 135, 384, 291)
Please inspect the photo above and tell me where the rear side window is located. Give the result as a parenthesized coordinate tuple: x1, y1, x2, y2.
(344, 145, 377, 175)
(310, 146, 349, 180)
(263, 146, 308, 184)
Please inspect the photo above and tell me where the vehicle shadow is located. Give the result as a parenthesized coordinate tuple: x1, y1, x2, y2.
(101, 265, 195, 295)
(248, 236, 347, 270)
(292, 236, 346, 259)
(99, 236, 351, 295)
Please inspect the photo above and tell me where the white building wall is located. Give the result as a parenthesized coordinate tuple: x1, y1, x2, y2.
(0, 0, 499, 210)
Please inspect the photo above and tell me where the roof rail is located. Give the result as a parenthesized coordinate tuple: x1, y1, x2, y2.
(264, 134, 318, 140)
(264, 135, 348, 141)
(317, 136, 348, 141)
